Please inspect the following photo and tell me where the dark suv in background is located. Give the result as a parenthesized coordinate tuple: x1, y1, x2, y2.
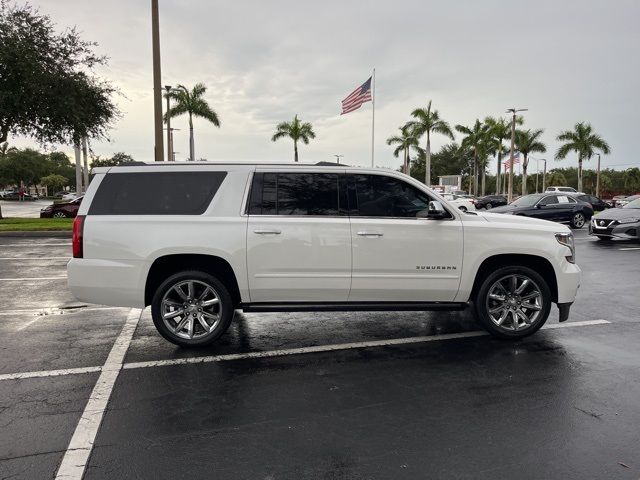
(574, 194, 609, 212)
(490, 193, 594, 229)
(475, 195, 508, 210)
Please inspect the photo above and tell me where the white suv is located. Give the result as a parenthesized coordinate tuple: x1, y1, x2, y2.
(68, 163, 581, 346)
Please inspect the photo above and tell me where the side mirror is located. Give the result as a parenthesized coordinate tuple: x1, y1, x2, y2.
(536, 203, 545, 209)
(418, 201, 447, 219)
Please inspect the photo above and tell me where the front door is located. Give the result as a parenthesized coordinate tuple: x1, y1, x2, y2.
(246, 171, 351, 303)
(347, 174, 464, 302)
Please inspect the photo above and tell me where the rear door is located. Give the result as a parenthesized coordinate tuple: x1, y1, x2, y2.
(347, 173, 463, 302)
(246, 170, 351, 303)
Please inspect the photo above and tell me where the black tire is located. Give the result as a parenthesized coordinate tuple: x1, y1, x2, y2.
(485, 203, 493, 210)
(569, 212, 586, 229)
(474, 265, 552, 339)
(151, 270, 234, 347)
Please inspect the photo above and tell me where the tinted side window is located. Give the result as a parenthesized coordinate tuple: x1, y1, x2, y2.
(351, 174, 437, 218)
(541, 196, 559, 205)
(89, 171, 226, 215)
(248, 173, 339, 216)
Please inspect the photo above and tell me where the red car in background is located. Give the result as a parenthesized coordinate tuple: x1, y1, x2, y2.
(40, 196, 83, 218)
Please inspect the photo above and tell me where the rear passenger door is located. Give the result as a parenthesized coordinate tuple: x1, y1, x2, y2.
(246, 170, 352, 303)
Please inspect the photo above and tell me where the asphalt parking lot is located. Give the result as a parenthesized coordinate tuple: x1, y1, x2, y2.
(0, 200, 50, 218)
(0, 229, 639, 479)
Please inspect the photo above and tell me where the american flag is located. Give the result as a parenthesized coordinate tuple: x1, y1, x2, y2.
(503, 153, 521, 169)
(341, 77, 372, 115)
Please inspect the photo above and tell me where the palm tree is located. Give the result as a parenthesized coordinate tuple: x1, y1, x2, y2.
(484, 116, 522, 194)
(555, 122, 610, 192)
(386, 124, 421, 174)
(407, 100, 454, 186)
(455, 120, 490, 196)
(515, 128, 546, 195)
(165, 83, 221, 161)
(271, 115, 316, 162)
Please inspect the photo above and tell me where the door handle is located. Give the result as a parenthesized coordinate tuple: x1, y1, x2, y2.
(254, 229, 281, 235)
(357, 231, 383, 237)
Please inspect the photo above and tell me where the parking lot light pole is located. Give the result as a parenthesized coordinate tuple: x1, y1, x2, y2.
(333, 154, 344, 164)
(533, 158, 547, 193)
(595, 153, 601, 197)
(152, 0, 164, 161)
(506, 107, 527, 202)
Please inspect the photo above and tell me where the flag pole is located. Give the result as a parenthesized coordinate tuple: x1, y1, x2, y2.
(371, 68, 375, 167)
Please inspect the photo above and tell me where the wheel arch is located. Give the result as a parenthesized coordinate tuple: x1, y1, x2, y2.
(470, 254, 558, 304)
(145, 254, 242, 307)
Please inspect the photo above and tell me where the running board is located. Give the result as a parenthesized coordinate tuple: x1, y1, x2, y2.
(240, 302, 469, 313)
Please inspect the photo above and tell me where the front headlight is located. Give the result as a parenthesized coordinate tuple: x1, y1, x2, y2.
(617, 217, 640, 224)
(555, 232, 575, 263)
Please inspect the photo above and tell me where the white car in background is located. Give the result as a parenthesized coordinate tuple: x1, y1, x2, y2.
(441, 193, 476, 212)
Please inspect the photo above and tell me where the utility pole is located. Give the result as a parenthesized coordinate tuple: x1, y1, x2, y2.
(165, 85, 173, 161)
(506, 107, 527, 202)
(542, 158, 547, 192)
(595, 153, 601, 197)
(533, 157, 546, 193)
(151, 0, 164, 161)
(81, 137, 89, 192)
(333, 154, 344, 164)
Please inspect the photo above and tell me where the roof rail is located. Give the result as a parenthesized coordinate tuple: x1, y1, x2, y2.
(315, 161, 349, 167)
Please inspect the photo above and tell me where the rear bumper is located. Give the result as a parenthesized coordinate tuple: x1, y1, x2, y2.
(67, 258, 146, 308)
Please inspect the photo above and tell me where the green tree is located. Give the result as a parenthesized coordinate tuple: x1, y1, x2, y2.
(386, 124, 422, 174)
(271, 115, 316, 163)
(407, 100, 454, 186)
(545, 171, 568, 187)
(455, 120, 490, 196)
(0, 148, 46, 187)
(555, 122, 611, 192)
(90, 152, 134, 170)
(40, 173, 68, 195)
(485, 116, 523, 194)
(165, 83, 220, 161)
(0, 3, 118, 146)
(515, 128, 546, 195)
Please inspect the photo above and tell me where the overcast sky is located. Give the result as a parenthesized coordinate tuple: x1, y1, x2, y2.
(14, 0, 640, 174)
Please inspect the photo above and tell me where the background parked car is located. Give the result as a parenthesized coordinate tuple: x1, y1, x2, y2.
(545, 186, 577, 193)
(490, 193, 593, 229)
(615, 194, 640, 208)
(441, 193, 476, 212)
(475, 194, 508, 210)
(574, 194, 610, 211)
(589, 197, 640, 241)
(1, 191, 36, 201)
(40, 196, 83, 218)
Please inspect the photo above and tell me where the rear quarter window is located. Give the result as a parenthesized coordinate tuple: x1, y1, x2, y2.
(88, 171, 227, 215)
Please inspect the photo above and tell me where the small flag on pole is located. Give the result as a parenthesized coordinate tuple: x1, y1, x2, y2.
(504, 153, 521, 169)
(341, 77, 373, 115)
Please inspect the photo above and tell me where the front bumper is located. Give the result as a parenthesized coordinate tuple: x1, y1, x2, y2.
(589, 218, 640, 239)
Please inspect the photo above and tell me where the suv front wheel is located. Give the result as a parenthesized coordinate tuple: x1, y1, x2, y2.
(151, 270, 234, 347)
(474, 266, 552, 339)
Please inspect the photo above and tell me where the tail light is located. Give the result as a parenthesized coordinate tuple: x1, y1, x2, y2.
(72, 215, 85, 258)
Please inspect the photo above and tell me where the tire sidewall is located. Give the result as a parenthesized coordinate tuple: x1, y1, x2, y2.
(474, 265, 552, 339)
(151, 270, 234, 347)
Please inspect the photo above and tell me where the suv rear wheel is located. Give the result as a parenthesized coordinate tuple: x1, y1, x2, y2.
(151, 270, 234, 347)
(474, 266, 551, 339)
(570, 212, 586, 229)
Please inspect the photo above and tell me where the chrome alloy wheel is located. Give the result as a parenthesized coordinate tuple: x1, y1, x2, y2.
(161, 280, 222, 340)
(573, 213, 585, 228)
(485, 274, 544, 331)
(53, 211, 66, 218)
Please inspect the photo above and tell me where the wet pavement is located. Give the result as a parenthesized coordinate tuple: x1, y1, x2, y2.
(0, 199, 51, 218)
(0, 229, 639, 479)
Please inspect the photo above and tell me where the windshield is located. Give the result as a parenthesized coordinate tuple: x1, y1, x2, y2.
(624, 198, 640, 209)
(511, 195, 541, 207)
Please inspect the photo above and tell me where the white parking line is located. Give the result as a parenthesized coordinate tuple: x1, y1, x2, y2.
(0, 366, 102, 381)
(122, 319, 611, 371)
(619, 247, 640, 251)
(0, 319, 611, 384)
(0, 306, 120, 316)
(55, 308, 142, 480)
